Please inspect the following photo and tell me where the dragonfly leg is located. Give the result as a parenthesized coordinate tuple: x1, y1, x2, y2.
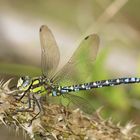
(15, 92, 43, 126)
(16, 91, 28, 102)
(15, 93, 34, 113)
(28, 94, 42, 126)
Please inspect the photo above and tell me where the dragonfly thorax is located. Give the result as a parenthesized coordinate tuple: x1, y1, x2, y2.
(17, 76, 59, 96)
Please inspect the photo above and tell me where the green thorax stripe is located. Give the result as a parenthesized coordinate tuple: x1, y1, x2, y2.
(30, 79, 46, 95)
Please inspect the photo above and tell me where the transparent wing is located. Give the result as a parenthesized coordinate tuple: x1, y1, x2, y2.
(62, 93, 95, 114)
(40, 25, 60, 79)
(52, 34, 100, 84)
(43, 93, 95, 114)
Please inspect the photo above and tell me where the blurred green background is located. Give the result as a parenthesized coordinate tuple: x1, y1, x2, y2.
(0, 0, 140, 139)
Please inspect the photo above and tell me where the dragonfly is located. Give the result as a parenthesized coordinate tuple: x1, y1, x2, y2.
(16, 25, 140, 121)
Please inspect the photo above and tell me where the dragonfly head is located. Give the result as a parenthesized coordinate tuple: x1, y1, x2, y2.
(17, 76, 32, 91)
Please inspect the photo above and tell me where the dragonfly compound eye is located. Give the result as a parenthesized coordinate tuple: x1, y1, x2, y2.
(17, 76, 31, 91)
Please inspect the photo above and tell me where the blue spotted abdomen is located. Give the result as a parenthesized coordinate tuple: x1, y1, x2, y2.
(60, 77, 140, 93)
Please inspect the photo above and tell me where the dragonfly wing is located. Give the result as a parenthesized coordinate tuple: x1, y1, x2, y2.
(40, 25, 60, 78)
(70, 34, 100, 63)
(62, 93, 95, 114)
(53, 34, 100, 84)
(41, 93, 95, 114)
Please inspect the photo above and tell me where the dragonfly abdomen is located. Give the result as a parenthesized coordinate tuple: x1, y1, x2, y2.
(60, 77, 140, 93)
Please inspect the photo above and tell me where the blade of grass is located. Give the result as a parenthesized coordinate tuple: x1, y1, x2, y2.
(0, 62, 41, 76)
